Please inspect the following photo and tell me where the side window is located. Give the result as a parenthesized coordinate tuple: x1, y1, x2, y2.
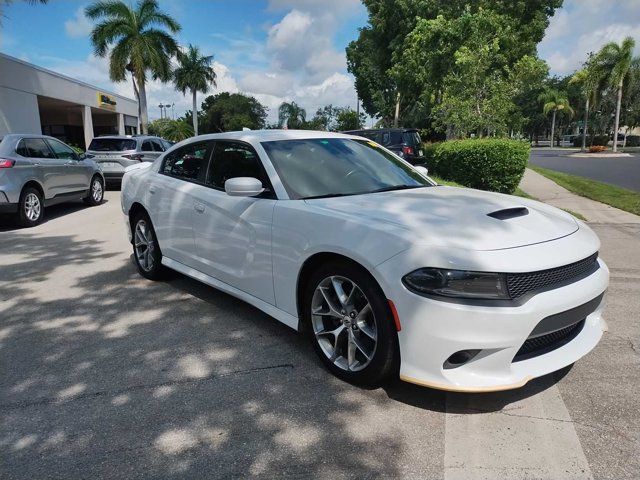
(161, 142, 209, 183)
(151, 140, 164, 152)
(47, 139, 77, 160)
(23, 139, 56, 159)
(206, 141, 269, 190)
(141, 141, 154, 152)
(16, 139, 29, 157)
(381, 132, 391, 145)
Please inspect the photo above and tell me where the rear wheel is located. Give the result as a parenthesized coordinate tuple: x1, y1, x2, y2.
(84, 176, 104, 206)
(303, 261, 399, 386)
(132, 212, 165, 280)
(17, 187, 44, 227)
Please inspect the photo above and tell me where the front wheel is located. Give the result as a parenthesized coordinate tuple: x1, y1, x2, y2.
(303, 261, 399, 386)
(84, 176, 104, 206)
(132, 212, 165, 280)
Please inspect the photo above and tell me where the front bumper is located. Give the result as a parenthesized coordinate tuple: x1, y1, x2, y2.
(377, 254, 609, 392)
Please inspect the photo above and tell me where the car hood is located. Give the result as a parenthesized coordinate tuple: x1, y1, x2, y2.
(304, 186, 579, 251)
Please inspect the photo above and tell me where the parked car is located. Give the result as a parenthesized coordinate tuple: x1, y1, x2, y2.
(87, 135, 169, 186)
(342, 128, 425, 165)
(0, 134, 104, 227)
(121, 130, 608, 392)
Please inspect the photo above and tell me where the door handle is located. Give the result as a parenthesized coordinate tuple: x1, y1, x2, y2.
(149, 187, 156, 194)
(194, 203, 205, 213)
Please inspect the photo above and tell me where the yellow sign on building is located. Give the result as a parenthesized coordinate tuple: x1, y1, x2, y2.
(97, 92, 117, 110)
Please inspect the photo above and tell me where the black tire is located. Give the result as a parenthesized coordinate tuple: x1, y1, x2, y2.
(302, 261, 399, 387)
(131, 211, 165, 280)
(84, 175, 104, 206)
(17, 186, 44, 227)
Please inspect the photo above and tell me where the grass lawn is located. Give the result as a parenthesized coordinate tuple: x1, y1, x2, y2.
(530, 165, 640, 216)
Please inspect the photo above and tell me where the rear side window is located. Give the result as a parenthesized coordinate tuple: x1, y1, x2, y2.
(150, 140, 164, 152)
(389, 132, 402, 145)
(141, 141, 154, 152)
(161, 142, 209, 183)
(18, 139, 56, 158)
(88, 138, 136, 151)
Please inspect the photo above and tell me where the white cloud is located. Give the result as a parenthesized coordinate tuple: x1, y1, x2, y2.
(65, 7, 92, 39)
(539, 0, 640, 75)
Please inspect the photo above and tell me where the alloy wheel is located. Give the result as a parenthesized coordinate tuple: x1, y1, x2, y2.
(24, 192, 41, 221)
(92, 179, 103, 202)
(134, 219, 155, 272)
(311, 275, 378, 372)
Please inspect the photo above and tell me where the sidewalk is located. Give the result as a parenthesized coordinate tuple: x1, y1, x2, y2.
(519, 168, 640, 224)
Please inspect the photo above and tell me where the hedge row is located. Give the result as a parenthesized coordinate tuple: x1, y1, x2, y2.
(423, 139, 530, 194)
(571, 135, 609, 147)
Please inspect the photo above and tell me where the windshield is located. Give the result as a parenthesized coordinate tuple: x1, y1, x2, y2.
(403, 131, 421, 146)
(261, 138, 433, 199)
(88, 138, 136, 152)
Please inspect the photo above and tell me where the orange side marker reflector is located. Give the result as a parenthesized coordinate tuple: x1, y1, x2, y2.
(388, 299, 401, 331)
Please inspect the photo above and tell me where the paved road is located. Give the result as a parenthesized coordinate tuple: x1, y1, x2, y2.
(1, 193, 639, 479)
(529, 149, 640, 192)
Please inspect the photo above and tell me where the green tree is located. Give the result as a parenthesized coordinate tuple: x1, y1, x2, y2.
(594, 36, 636, 151)
(570, 56, 606, 151)
(335, 109, 366, 131)
(173, 44, 216, 136)
(539, 89, 573, 147)
(148, 118, 193, 141)
(278, 101, 306, 129)
(196, 92, 267, 133)
(348, 0, 562, 130)
(85, 0, 180, 134)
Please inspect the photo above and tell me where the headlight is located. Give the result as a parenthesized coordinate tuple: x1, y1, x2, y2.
(402, 268, 509, 300)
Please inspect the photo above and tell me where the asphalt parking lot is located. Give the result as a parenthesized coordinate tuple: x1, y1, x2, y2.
(1, 191, 639, 479)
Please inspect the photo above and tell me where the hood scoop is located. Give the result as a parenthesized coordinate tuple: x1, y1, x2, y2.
(487, 207, 529, 220)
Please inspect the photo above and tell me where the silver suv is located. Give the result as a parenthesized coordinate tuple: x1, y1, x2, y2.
(87, 135, 171, 186)
(0, 134, 105, 227)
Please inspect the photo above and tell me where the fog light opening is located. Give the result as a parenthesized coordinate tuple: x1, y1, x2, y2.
(443, 349, 481, 370)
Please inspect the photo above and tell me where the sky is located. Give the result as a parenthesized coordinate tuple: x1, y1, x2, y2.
(1, 0, 639, 122)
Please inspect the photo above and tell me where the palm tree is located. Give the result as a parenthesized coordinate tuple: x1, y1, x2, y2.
(595, 36, 636, 152)
(539, 89, 574, 148)
(278, 101, 306, 129)
(173, 44, 216, 136)
(85, 0, 181, 135)
(570, 58, 605, 151)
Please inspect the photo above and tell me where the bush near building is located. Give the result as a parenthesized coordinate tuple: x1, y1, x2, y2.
(424, 139, 529, 194)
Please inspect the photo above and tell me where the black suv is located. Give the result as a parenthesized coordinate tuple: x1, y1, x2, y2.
(343, 128, 425, 165)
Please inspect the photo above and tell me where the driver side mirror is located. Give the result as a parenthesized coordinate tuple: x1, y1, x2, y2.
(224, 177, 265, 197)
(415, 165, 429, 176)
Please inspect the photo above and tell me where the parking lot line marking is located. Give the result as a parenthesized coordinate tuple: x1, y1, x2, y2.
(444, 378, 593, 480)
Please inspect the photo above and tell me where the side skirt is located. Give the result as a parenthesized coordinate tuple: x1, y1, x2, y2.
(161, 256, 300, 331)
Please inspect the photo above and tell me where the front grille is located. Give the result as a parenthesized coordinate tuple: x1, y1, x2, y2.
(513, 320, 585, 362)
(506, 253, 599, 299)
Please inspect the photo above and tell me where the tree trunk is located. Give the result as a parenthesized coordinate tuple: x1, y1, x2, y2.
(393, 92, 400, 128)
(550, 110, 556, 148)
(613, 82, 623, 152)
(581, 97, 589, 152)
(192, 89, 198, 136)
(131, 75, 141, 134)
(137, 78, 149, 135)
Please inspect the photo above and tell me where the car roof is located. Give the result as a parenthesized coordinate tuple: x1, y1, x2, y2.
(178, 130, 363, 147)
(342, 128, 418, 134)
(92, 135, 155, 140)
(0, 133, 62, 141)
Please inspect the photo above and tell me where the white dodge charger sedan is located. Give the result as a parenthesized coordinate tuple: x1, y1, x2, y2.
(121, 130, 608, 392)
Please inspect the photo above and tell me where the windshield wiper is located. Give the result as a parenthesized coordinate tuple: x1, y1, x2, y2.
(368, 185, 424, 193)
(302, 192, 356, 200)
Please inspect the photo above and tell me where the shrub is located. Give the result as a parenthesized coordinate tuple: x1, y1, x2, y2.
(588, 145, 607, 153)
(625, 135, 640, 147)
(425, 139, 529, 194)
(572, 135, 609, 147)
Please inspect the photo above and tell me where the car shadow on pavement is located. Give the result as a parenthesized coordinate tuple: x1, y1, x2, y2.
(0, 199, 108, 232)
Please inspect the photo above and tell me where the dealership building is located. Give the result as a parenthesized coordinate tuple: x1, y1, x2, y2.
(0, 52, 139, 149)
